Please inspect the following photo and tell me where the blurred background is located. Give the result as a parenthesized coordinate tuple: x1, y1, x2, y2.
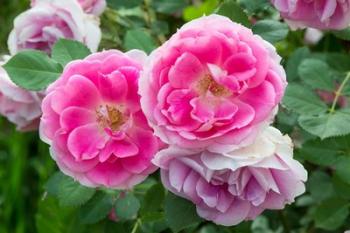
(0, 1, 57, 233)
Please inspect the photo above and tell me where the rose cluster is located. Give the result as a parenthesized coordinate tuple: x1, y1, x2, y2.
(39, 14, 306, 226)
(0, 1, 314, 226)
(141, 15, 307, 226)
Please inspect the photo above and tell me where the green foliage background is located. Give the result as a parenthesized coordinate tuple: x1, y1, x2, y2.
(2, 0, 350, 233)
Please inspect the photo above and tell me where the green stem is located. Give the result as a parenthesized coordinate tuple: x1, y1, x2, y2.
(131, 219, 141, 233)
(330, 72, 350, 113)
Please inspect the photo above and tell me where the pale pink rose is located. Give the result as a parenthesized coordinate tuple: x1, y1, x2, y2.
(9, 0, 101, 55)
(0, 56, 43, 131)
(40, 50, 160, 189)
(271, 0, 350, 30)
(77, 0, 106, 16)
(31, 0, 107, 16)
(153, 127, 307, 226)
(139, 14, 287, 152)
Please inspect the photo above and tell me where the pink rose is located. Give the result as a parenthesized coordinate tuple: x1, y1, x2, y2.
(153, 127, 307, 226)
(139, 15, 287, 152)
(40, 50, 160, 189)
(77, 0, 106, 16)
(9, 0, 101, 55)
(31, 0, 107, 16)
(271, 0, 350, 30)
(0, 56, 43, 131)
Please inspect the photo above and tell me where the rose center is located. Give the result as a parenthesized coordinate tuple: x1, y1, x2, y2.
(96, 104, 125, 131)
(196, 74, 231, 97)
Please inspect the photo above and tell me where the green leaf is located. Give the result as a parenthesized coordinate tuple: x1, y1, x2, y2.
(151, 21, 169, 35)
(45, 172, 66, 197)
(282, 84, 328, 115)
(107, 0, 143, 9)
(333, 28, 350, 41)
(140, 218, 168, 233)
(252, 20, 289, 43)
(36, 197, 86, 233)
(325, 53, 350, 72)
(140, 183, 165, 215)
(183, 0, 219, 22)
(123, 29, 157, 54)
(3, 50, 62, 91)
(251, 216, 275, 233)
(45, 172, 95, 207)
(297, 137, 345, 166)
(115, 192, 140, 221)
(238, 0, 270, 14)
(57, 175, 95, 207)
(313, 198, 349, 231)
(36, 197, 70, 233)
(308, 171, 335, 202)
(295, 195, 315, 207)
(298, 109, 350, 139)
(134, 177, 158, 194)
(333, 175, 350, 200)
(286, 47, 311, 81)
(215, 0, 250, 27)
(52, 39, 91, 66)
(164, 193, 202, 233)
(298, 59, 334, 91)
(79, 192, 114, 224)
(152, 0, 187, 14)
(335, 157, 350, 186)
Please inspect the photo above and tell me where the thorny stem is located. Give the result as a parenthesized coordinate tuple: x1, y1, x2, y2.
(330, 72, 350, 113)
(131, 219, 141, 233)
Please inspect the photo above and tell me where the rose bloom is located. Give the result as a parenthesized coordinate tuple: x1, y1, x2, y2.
(9, 0, 101, 55)
(153, 127, 307, 226)
(139, 14, 287, 152)
(0, 56, 43, 131)
(271, 0, 350, 30)
(31, 0, 107, 16)
(40, 50, 160, 188)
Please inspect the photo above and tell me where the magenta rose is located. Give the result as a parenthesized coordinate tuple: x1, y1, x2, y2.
(139, 14, 287, 152)
(0, 56, 43, 131)
(153, 127, 307, 226)
(271, 0, 350, 30)
(9, 0, 101, 55)
(40, 50, 160, 189)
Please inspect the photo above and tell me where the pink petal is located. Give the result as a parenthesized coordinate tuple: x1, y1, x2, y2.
(224, 53, 257, 81)
(67, 123, 108, 160)
(86, 161, 131, 188)
(196, 178, 219, 208)
(98, 71, 128, 103)
(239, 81, 276, 123)
(99, 139, 139, 162)
(168, 52, 204, 88)
(51, 75, 101, 113)
(60, 106, 95, 132)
